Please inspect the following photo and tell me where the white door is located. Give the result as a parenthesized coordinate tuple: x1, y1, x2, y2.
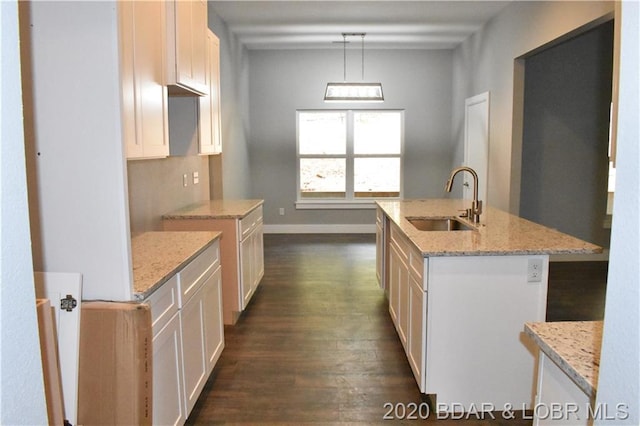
(463, 92, 490, 204)
(34, 272, 82, 426)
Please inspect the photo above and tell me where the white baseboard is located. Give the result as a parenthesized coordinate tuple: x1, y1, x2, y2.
(263, 224, 376, 234)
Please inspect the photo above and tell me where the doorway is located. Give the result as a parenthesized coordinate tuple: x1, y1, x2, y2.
(463, 92, 490, 204)
(518, 20, 614, 249)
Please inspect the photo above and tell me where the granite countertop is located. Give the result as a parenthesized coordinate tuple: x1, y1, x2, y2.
(163, 199, 264, 220)
(131, 231, 222, 300)
(525, 321, 603, 398)
(376, 199, 602, 256)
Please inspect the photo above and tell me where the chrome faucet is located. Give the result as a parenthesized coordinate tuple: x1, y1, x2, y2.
(445, 166, 482, 223)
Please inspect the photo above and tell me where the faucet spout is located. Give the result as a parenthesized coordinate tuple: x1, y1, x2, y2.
(445, 166, 482, 223)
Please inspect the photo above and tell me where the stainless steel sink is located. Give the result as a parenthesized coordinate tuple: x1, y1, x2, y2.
(406, 217, 475, 232)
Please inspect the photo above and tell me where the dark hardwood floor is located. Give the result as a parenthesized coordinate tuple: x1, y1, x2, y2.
(546, 261, 608, 322)
(186, 234, 607, 425)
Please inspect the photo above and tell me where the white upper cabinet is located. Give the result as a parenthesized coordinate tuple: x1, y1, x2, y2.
(169, 29, 222, 156)
(198, 30, 222, 155)
(120, 0, 170, 160)
(165, 0, 209, 96)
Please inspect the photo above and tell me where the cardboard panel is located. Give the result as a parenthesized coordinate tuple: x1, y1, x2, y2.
(77, 301, 152, 425)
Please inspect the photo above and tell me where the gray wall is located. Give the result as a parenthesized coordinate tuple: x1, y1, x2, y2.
(208, 10, 252, 200)
(451, 1, 614, 212)
(247, 48, 453, 226)
(520, 21, 613, 246)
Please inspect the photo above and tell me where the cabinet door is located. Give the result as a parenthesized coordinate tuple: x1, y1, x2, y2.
(408, 275, 426, 392)
(388, 243, 401, 329)
(181, 286, 207, 416)
(253, 222, 264, 289)
(120, 0, 169, 159)
(198, 30, 222, 155)
(203, 267, 224, 374)
(376, 218, 383, 288)
(240, 235, 254, 308)
(398, 265, 409, 349)
(153, 312, 186, 426)
(167, 0, 208, 95)
(240, 225, 265, 309)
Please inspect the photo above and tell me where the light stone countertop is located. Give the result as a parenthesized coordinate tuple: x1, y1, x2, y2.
(163, 199, 264, 220)
(376, 199, 603, 256)
(131, 231, 222, 300)
(524, 321, 603, 398)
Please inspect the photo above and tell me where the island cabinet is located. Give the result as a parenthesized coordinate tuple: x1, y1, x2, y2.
(163, 200, 265, 325)
(376, 200, 602, 414)
(388, 222, 427, 388)
(142, 236, 224, 425)
(165, 0, 208, 96)
(375, 208, 384, 288)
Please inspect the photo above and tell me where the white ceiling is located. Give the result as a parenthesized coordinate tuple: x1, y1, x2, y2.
(209, 1, 512, 50)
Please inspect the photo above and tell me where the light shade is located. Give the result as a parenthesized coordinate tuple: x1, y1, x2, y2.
(324, 82, 384, 103)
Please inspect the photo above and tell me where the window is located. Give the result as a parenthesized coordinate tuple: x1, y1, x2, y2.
(296, 110, 403, 207)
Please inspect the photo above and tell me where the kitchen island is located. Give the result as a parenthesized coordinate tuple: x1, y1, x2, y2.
(376, 199, 601, 414)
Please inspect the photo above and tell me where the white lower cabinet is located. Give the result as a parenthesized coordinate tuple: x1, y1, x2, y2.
(534, 353, 593, 426)
(375, 209, 384, 288)
(181, 283, 208, 415)
(203, 268, 224, 374)
(408, 271, 426, 392)
(388, 223, 426, 389)
(239, 209, 264, 310)
(147, 240, 224, 425)
(152, 312, 186, 425)
(163, 203, 265, 325)
(388, 243, 401, 328)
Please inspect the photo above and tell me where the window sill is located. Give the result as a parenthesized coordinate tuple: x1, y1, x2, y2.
(295, 200, 384, 210)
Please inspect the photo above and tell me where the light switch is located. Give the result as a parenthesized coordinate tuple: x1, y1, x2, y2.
(183, 174, 188, 187)
(193, 172, 199, 185)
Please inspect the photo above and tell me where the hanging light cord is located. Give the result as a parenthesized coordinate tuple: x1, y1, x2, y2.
(361, 34, 365, 80)
(343, 34, 347, 81)
(339, 33, 367, 82)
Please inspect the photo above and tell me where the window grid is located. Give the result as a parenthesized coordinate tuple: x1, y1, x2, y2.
(296, 110, 404, 204)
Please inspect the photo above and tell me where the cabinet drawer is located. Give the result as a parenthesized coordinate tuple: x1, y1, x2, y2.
(390, 224, 410, 261)
(240, 206, 263, 240)
(146, 275, 180, 336)
(409, 246, 424, 281)
(179, 240, 220, 307)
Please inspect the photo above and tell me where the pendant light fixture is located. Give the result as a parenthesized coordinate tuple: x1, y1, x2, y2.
(324, 33, 384, 103)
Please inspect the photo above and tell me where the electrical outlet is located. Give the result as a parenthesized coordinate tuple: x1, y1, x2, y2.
(279, 208, 285, 216)
(527, 258, 543, 282)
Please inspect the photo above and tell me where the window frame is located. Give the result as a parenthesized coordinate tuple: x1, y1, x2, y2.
(295, 109, 405, 209)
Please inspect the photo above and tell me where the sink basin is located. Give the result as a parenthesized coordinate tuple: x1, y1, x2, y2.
(406, 217, 475, 232)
